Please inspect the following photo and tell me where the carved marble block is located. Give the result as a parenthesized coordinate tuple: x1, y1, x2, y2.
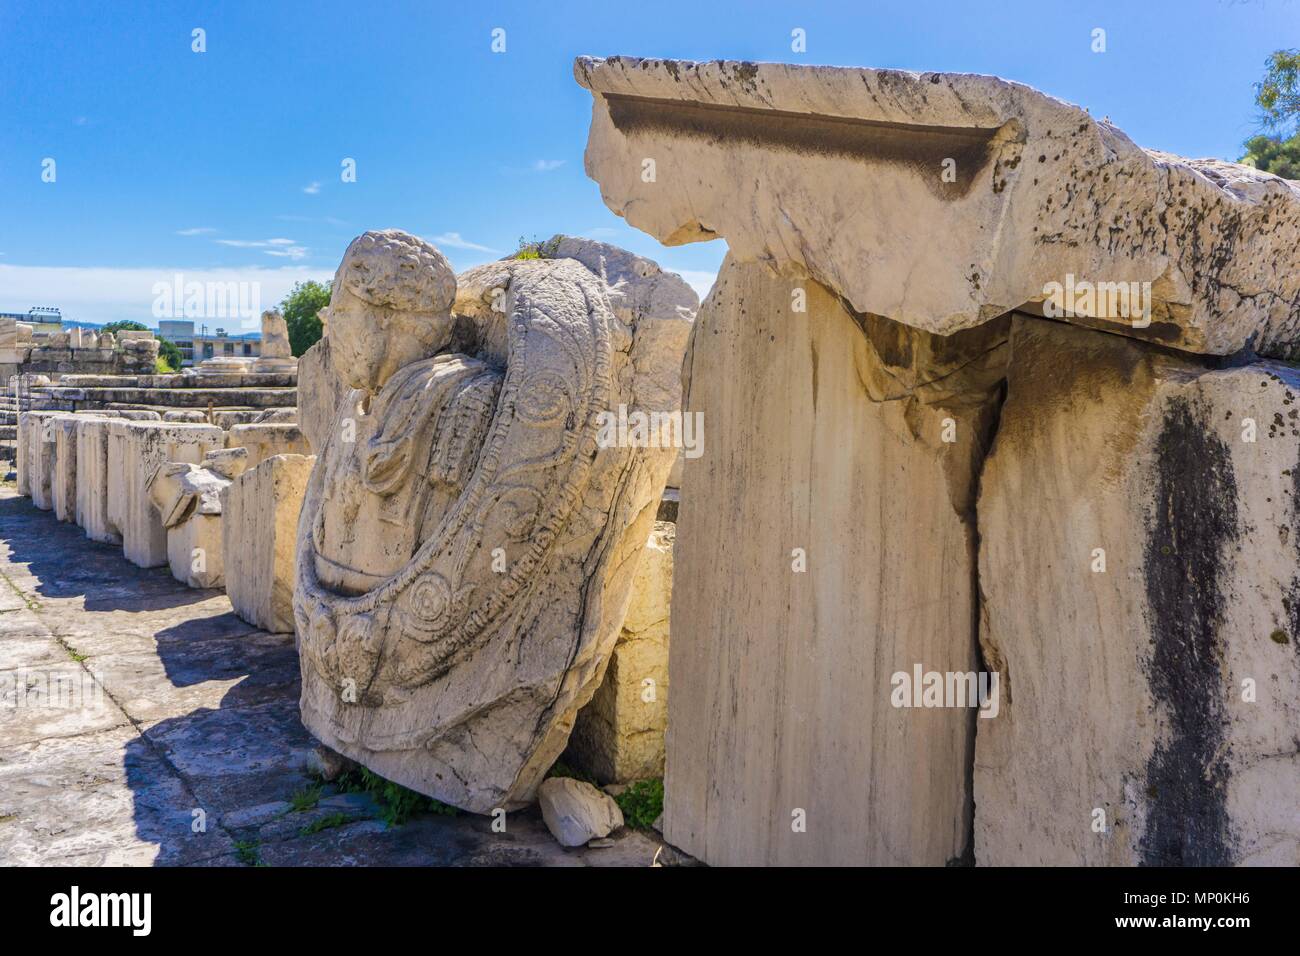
(75, 417, 121, 544)
(253, 309, 298, 373)
(107, 421, 225, 569)
(576, 55, 1300, 866)
(51, 416, 80, 523)
(567, 521, 674, 784)
(294, 230, 679, 813)
(226, 453, 313, 632)
(147, 449, 246, 590)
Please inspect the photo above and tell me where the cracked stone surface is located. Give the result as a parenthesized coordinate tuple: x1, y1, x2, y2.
(576, 56, 1300, 358)
(975, 318, 1300, 866)
(0, 486, 670, 866)
(657, 256, 998, 865)
(577, 54, 1299, 868)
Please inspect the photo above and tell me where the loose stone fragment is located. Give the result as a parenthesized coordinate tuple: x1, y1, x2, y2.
(537, 777, 624, 847)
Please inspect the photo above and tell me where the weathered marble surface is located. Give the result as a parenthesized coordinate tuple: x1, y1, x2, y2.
(106, 421, 225, 569)
(226, 453, 313, 633)
(147, 452, 244, 590)
(297, 337, 346, 454)
(576, 56, 1300, 357)
(227, 422, 310, 468)
(577, 55, 1300, 868)
(18, 412, 66, 510)
(568, 521, 674, 784)
(74, 416, 120, 544)
(659, 257, 1000, 865)
(547, 235, 697, 486)
(294, 230, 677, 814)
(51, 416, 79, 523)
(537, 777, 624, 846)
(253, 310, 298, 374)
(976, 318, 1300, 866)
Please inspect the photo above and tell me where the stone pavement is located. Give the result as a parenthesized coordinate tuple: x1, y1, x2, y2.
(0, 485, 665, 866)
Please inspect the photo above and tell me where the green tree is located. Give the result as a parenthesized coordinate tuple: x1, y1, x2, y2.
(279, 280, 331, 356)
(103, 320, 149, 335)
(156, 337, 183, 372)
(1239, 50, 1300, 180)
(1255, 48, 1300, 131)
(1240, 132, 1300, 180)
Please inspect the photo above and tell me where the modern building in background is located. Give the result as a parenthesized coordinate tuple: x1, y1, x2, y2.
(0, 306, 62, 336)
(157, 320, 261, 366)
(1, 310, 261, 367)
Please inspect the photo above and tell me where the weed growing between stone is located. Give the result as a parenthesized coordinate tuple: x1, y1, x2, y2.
(334, 768, 459, 827)
(614, 779, 663, 830)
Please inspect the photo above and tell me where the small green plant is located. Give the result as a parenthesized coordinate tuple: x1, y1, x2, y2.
(1, 571, 40, 611)
(1270, 628, 1290, 645)
(233, 839, 262, 866)
(615, 778, 664, 830)
(288, 784, 322, 813)
(334, 767, 457, 827)
(513, 234, 561, 260)
(299, 812, 351, 836)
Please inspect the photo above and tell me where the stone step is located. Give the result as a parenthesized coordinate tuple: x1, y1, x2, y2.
(33, 386, 296, 409)
(54, 372, 296, 389)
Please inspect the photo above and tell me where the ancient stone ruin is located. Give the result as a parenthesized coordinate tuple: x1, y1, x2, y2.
(293, 230, 680, 813)
(1, 318, 159, 379)
(5, 54, 1296, 871)
(576, 56, 1300, 866)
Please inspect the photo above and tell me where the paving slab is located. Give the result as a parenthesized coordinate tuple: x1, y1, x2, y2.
(0, 485, 678, 866)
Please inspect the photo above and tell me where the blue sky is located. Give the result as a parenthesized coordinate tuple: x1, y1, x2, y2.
(1, 0, 1295, 328)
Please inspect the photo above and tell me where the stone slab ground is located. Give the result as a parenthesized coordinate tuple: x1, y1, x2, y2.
(0, 485, 668, 866)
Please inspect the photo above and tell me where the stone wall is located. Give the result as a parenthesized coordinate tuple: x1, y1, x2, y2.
(567, 521, 674, 784)
(577, 56, 1300, 866)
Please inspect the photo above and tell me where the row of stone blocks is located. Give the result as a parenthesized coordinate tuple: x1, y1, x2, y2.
(17, 397, 675, 786)
(16, 410, 311, 633)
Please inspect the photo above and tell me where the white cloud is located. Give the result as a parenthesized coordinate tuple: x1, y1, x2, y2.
(303, 181, 321, 194)
(428, 232, 501, 254)
(0, 263, 333, 329)
(176, 227, 216, 236)
(215, 238, 306, 259)
(264, 246, 308, 261)
(532, 159, 565, 172)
